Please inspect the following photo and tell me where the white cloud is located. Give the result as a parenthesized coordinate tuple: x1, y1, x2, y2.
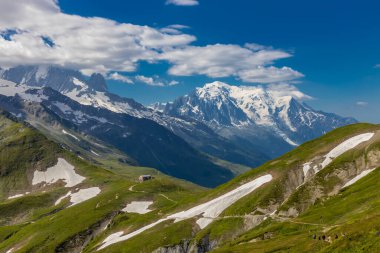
(356, 101, 368, 106)
(244, 43, 271, 51)
(238, 66, 304, 83)
(160, 24, 190, 35)
(166, 24, 190, 30)
(0, 0, 195, 74)
(135, 75, 179, 87)
(169, 80, 179, 86)
(0, 0, 302, 85)
(166, 0, 199, 6)
(374, 64, 380, 68)
(267, 83, 312, 101)
(108, 72, 133, 84)
(161, 44, 303, 83)
(135, 75, 165, 86)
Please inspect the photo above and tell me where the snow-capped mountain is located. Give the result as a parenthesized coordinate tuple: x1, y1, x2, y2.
(0, 82, 236, 187)
(154, 81, 357, 157)
(0, 66, 269, 168)
(0, 65, 107, 92)
(0, 65, 149, 116)
(0, 66, 356, 175)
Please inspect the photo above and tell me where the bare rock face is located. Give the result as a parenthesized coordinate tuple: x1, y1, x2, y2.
(153, 240, 191, 253)
(55, 211, 119, 253)
(278, 140, 380, 218)
(88, 73, 108, 92)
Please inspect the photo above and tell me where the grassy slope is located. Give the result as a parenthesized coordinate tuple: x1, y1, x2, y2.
(1, 112, 380, 253)
(0, 113, 204, 253)
(212, 165, 380, 253)
(90, 123, 380, 252)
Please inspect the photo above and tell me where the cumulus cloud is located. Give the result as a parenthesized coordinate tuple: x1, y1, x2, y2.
(166, 0, 199, 6)
(161, 44, 303, 83)
(238, 66, 304, 83)
(374, 64, 380, 68)
(0, 0, 195, 74)
(136, 75, 162, 86)
(108, 72, 133, 84)
(0, 0, 302, 85)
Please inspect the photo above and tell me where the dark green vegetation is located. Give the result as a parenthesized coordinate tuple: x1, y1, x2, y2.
(1, 110, 380, 253)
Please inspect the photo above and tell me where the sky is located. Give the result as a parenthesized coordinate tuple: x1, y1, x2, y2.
(0, 0, 380, 122)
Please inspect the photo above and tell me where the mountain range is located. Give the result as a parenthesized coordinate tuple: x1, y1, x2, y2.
(0, 109, 378, 253)
(0, 65, 356, 186)
(154, 81, 356, 157)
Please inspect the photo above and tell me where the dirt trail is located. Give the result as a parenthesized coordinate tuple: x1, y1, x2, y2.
(128, 184, 177, 204)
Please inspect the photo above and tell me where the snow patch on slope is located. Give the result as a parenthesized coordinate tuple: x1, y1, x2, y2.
(343, 168, 377, 188)
(301, 133, 375, 183)
(319, 133, 374, 171)
(302, 162, 312, 178)
(8, 192, 30, 200)
(122, 201, 153, 214)
(6, 248, 14, 253)
(55, 191, 73, 205)
(32, 158, 85, 188)
(69, 187, 101, 206)
(98, 174, 272, 250)
(62, 129, 80, 141)
(55, 187, 101, 206)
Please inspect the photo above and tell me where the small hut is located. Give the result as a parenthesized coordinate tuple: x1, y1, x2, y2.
(139, 175, 152, 182)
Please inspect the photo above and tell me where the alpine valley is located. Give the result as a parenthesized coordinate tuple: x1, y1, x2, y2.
(0, 66, 355, 187)
(1, 102, 380, 253)
(1, 65, 380, 253)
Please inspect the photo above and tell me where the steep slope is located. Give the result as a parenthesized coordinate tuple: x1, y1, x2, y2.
(213, 169, 380, 252)
(0, 87, 234, 187)
(78, 123, 380, 253)
(0, 111, 205, 253)
(157, 81, 357, 158)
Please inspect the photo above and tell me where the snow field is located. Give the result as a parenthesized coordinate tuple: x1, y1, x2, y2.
(302, 133, 375, 179)
(55, 187, 101, 206)
(320, 133, 374, 170)
(32, 158, 85, 187)
(98, 174, 272, 250)
(122, 201, 153, 214)
(343, 168, 377, 188)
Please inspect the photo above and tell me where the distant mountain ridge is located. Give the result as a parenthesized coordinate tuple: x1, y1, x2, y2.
(155, 81, 357, 157)
(0, 65, 108, 92)
(0, 65, 356, 186)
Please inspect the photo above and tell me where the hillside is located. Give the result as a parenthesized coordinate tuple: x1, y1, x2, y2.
(0, 111, 204, 253)
(85, 123, 380, 252)
(1, 111, 379, 252)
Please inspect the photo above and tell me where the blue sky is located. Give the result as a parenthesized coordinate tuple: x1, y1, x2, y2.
(1, 0, 380, 122)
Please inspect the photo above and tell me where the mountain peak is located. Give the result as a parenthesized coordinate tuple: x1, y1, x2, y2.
(0, 65, 109, 93)
(203, 81, 231, 89)
(162, 81, 357, 152)
(88, 73, 108, 92)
